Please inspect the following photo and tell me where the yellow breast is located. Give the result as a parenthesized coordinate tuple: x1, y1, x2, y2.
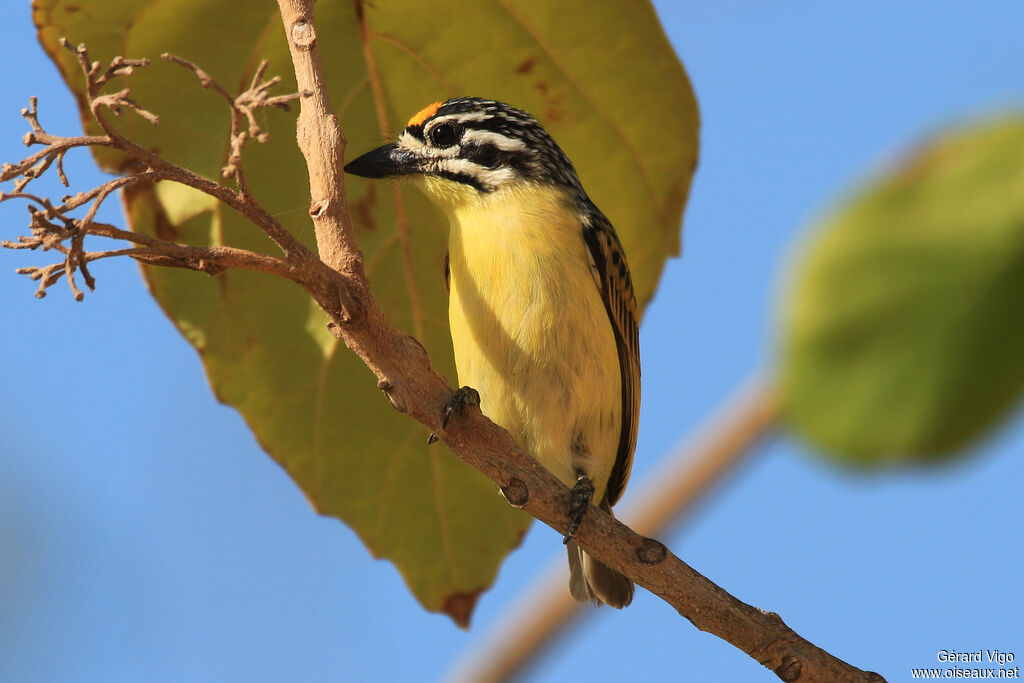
(436, 181, 622, 496)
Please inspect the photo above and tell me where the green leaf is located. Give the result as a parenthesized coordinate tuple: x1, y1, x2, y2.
(35, 0, 698, 623)
(780, 116, 1024, 465)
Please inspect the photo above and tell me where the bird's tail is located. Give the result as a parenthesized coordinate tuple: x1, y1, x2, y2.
(565, 500, 634, 608)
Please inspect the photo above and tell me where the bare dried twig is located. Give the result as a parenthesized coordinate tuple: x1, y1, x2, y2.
(61, 38, 159, 132)
(161, 53, 308, 198)
(1, 39, 323, 301)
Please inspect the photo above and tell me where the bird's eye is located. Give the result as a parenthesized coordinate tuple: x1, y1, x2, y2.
(429, 123, 459, 147)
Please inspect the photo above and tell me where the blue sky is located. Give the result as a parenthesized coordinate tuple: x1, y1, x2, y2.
(2, 2, 1022, 681)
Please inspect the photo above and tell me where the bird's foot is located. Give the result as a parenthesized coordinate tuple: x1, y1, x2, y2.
(563, 473, 595, 543)
(427, 386, 481, 444)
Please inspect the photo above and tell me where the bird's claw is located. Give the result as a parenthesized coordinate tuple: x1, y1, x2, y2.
(427, 387, 480, 445)
(442, 386, 481, 429)
(563, 474, 595, 543)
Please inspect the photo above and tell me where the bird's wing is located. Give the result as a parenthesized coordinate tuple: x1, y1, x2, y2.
(582, 210, 641, 507)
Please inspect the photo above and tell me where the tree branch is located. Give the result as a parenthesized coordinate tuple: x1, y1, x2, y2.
(0, 13, 886, 683)
(272, 2, 884, 680)
(450, 376, 782, 682)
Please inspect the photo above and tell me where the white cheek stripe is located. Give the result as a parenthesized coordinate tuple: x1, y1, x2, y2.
(437, 158, 484, 175)
(461, 129, 527, 152)
(436, 158, 516, 187)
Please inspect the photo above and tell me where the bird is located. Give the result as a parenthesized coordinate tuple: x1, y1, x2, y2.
(344, 97, 640, 608)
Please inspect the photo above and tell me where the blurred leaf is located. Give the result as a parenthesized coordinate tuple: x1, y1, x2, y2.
(34, 0, 698, 622)
(780, 116, 1024, 464)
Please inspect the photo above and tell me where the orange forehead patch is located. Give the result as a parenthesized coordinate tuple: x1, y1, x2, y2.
(407, 101, 443, 128)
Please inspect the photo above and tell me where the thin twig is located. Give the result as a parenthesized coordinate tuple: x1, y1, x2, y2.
(1, 43, 320, 299)
(60, 39, 159, 133)
(161, 53, 307, 199)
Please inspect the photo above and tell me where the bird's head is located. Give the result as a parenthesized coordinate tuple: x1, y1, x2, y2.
(344, 97, 583, 207)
